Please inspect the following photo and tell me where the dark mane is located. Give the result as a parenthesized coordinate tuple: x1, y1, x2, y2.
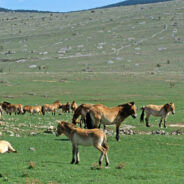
(117, 102, 135, 107)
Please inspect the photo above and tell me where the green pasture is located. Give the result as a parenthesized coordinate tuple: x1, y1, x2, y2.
(1, 0, 184, 183)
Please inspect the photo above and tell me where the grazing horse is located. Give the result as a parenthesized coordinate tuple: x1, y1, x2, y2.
(72, 104, 99, 128)
(71, 101, 78, 113)
(42, 100, 62, 115)
(0, 140, 17, 154)
(23, 105, 42, 115)
(61, 102, 71, 113)
(56, 121, 109, 166)
(86, 102, 137, 141)
(140, 103, 175, 128)
(2, 102, 24, 115)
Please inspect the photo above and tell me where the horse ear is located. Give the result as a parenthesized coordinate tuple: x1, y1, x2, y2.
(129, 102, 135, 106)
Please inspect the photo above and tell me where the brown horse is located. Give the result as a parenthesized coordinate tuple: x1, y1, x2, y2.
(86, 102, 137, 141)
(61, 102, 71, 113)
(140, 103, 175, 128)
(71, 101, 78, 113)
(0, 140, 17, 154)
(42, 100, 62, 115)
(72, 104, 99, 128)
(23, 105, 42, 115)
(1, 102, 24, 115)
(56, 121, 109, 166)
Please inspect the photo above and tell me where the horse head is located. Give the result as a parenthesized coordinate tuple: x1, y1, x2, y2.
(164, 103, 175, 115)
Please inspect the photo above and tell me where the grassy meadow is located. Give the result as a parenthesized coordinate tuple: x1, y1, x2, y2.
(0, 0, 184, 183)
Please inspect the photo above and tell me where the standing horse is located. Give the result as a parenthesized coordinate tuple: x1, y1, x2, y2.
(42, 100, 62, 115)
(56, 121, 109, 166)
(71, 101, 78, 113)
(86, 102, 137, 141)
(23, 105, 43, 115)
(2, 102, 16, 115)
(140, 103, 175, 128)
(61, 102, 71, 113)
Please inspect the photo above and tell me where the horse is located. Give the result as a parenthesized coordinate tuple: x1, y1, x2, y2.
(23, 105, 42, 115)
(0, 140, 17, 154)
(140, 102, 175, 128)
(72, 104, 98, 128)
(56, 121, 109, 166)
(2, 102, 16, 115)
(71, 101, 78, 113)
(42, 100, 62, 115)
(85, 102, 137, 141)
(1, 102, 24, 115)
(61, 102, 71, 113)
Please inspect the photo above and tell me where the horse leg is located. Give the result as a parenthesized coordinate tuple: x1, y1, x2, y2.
(145, 114, 150, 127)
(75, 146, 80, 164)
(159, 117, 163, 127)
(104, 153, 109, 166)
(164, 118, 167, 128)
(95, 145, 105, 166)
(71, 144, 76, 164)
(116, 124, 121, 141)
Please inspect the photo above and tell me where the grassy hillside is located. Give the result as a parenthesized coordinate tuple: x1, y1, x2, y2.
(0, 0, 184, 183)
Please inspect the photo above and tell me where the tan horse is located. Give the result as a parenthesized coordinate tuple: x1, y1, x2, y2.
(86, 102, 137, 141)
(71, 101, 78, 113)
(0, 140, 17, 153)
(1, 102, 23, 115)
(140, 103, 175, 128)
(72, 104, 99, 128)
(56, 121, 109, 166)
(61, 102, 71, 113)
(42, 100, 62, 115)
(23, 105, 42, 115)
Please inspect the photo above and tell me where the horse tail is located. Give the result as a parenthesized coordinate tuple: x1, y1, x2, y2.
(86, 112, 94, 129)
(41, 106, 45, 115)
(140, 106, 145, 122)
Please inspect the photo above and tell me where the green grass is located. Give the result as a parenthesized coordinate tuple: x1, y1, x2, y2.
(1, 0, 184, 183)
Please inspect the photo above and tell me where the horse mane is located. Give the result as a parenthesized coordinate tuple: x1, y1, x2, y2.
(117, 102, 134, 107)
(53, 100, 60, 104)
(3, 101, 11, 105)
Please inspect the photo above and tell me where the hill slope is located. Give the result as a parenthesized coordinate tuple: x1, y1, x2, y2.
(0, 0, 183, 74)
(100, 0, 173, 8)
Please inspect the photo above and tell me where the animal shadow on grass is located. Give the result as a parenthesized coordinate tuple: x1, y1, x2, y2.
(54, 138, 69, 141)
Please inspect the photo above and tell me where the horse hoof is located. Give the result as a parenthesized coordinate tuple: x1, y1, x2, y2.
(71, 160, 75, 164)
(146, 124, 150, 127)
(75, 161, 79, 164)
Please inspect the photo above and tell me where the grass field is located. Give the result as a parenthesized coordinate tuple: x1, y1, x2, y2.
(0, 0, 184, 183)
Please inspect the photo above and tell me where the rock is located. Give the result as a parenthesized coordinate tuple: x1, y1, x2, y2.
(29, 147, 35, 151)
(44, 126, 55, 134)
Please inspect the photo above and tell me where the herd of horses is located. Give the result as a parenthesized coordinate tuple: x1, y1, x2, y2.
(0, 100, 175, 166)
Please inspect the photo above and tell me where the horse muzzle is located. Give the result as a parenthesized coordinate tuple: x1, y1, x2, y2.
(172, 111, 175, 115)
(132, 114, 137, 119)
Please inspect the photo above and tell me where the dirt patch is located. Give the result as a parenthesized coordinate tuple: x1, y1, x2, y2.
(169, 123, 184, 128)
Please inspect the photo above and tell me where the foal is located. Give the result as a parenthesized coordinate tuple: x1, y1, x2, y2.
(56, 121, 109, 166)
(140, 103, 175, 128)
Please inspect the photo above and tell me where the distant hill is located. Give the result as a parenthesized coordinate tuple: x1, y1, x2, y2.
(99, 0, 173, 9)
(0, 7, 53, 13)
